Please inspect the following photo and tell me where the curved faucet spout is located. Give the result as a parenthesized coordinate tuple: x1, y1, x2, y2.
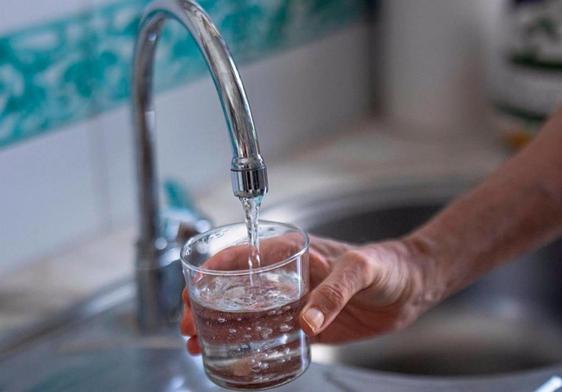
(131, 0, 268, 330)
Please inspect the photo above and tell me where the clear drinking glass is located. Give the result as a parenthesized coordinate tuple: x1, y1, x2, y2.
(181, 220, 310, 390)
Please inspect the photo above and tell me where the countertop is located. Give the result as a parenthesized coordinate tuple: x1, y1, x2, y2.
(1, 287, 560, 392)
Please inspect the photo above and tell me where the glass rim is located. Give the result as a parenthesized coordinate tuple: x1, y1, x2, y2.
(180, 220, 309, 276)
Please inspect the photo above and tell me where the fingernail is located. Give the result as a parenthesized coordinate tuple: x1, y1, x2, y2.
(303, 307, 324, 332)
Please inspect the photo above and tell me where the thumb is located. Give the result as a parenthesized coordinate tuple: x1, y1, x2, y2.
(300, 251, 373, 335)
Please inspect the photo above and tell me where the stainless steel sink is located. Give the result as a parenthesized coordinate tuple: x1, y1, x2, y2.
(262, 179, 562, 376)
(1, 179, 560, 390)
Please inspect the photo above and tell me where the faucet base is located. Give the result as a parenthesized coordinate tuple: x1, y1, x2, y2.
(135, 252, 184, 332)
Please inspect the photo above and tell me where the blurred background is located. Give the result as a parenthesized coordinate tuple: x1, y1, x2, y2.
(1, 0, 561, 342)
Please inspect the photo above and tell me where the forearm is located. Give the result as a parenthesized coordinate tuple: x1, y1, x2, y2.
(406, 110, 562, 301)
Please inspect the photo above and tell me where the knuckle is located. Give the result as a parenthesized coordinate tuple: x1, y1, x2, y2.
(391, 308, 418, 331)
(345, 250, 371, 273)
(316, 283, 347, 311)
(393, 317, 413, 332)
(343, 250, 373, 289)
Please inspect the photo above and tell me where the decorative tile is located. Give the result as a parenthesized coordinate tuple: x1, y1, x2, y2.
(0, 0, 367, 149)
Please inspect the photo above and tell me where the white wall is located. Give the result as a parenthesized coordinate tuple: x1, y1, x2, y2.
(380, 0, 505, 137)
(0, 24, 371, 273)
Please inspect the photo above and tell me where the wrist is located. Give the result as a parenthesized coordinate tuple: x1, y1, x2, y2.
(400, 233, 448, 307)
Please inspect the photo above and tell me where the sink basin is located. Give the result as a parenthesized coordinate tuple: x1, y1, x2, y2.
(262, 179, 562, 376)
(1, 179, 560, 390)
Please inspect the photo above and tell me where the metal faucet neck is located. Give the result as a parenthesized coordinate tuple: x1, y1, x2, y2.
(131, 0, 268, 331)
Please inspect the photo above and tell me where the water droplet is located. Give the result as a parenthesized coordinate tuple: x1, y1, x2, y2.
(284, 315, 293, 322)
(256, 326, 263, 332)
(228, 328, 237, 334)
(236, 317, 242, 322)
(282, 305, 291, 311)
(246, 327, 252, 331)
(279, 324, 291, 332)
(243, 334, 252, 339)
(217, 317, 226, 323)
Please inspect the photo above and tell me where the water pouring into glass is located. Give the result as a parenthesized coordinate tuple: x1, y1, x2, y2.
(181, 220, 311, 390)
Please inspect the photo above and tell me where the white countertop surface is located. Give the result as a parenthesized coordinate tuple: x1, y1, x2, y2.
(0, 119, 507, 336)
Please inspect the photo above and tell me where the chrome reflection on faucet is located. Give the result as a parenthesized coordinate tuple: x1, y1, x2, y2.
(131, 0, 268, 331)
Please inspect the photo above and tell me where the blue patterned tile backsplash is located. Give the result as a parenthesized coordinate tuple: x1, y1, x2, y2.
(0, 0, 367, 149)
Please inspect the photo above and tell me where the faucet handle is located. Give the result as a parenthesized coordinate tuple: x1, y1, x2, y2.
(163, 209, 212, 245)
(135, 179, 212, 331)
(163, 179, 212, 243)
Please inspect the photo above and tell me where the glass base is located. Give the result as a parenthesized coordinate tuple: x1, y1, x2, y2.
(205, 357, 310, 391)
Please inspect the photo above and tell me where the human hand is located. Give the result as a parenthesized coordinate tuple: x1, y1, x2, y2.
(180, 234, 439, 353)
(296, 236, 438, 344)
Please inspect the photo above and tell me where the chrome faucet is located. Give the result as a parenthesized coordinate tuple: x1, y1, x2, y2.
(131, 0, 268, 331)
